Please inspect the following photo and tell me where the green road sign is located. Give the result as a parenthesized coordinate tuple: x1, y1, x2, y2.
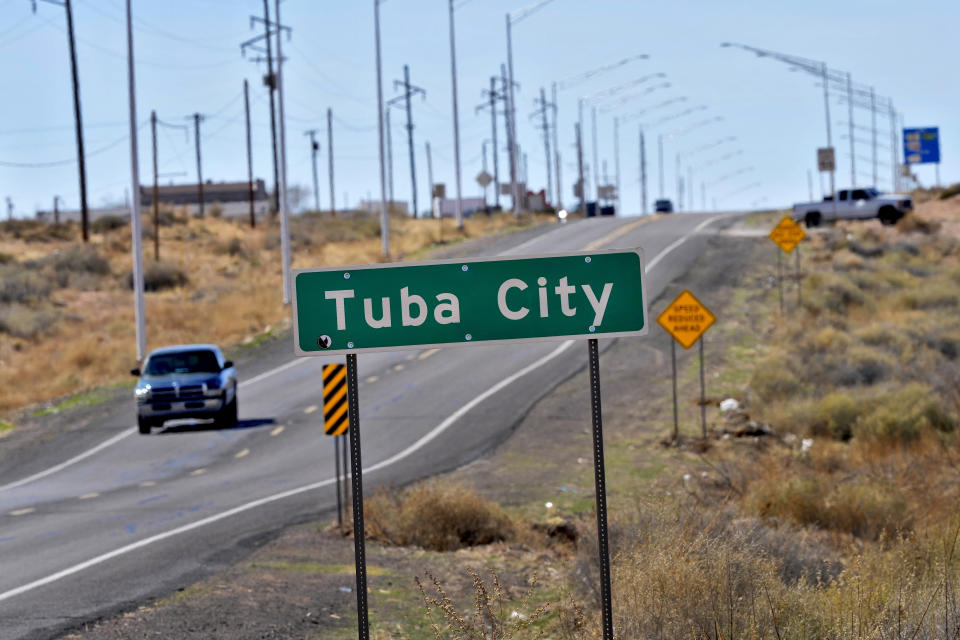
(292, 249, 647, 356)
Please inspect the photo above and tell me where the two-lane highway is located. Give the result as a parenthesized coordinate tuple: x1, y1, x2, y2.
(0, 212, 736, 639)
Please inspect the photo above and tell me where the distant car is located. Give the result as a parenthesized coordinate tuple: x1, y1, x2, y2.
(792, 187, 913, 228)
(131, 344, 238, 434)
(654, 199, 674, 213)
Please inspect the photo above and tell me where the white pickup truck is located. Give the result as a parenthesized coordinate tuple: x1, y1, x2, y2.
(792, 188, 913, 228)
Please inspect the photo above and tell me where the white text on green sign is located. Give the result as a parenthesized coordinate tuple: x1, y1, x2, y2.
(292, 249, 647, 356)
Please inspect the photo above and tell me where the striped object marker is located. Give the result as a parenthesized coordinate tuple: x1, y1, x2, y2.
(322, 363, 349, 436)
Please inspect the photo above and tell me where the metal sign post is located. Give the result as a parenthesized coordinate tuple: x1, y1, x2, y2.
(292, 249, 649, 640)
(345, 354, 369, 640)
(769, 216, 806, 315)
(795, 247, 802, 309)
(588, 338, 613, 639)
(657, 290, 716, 441)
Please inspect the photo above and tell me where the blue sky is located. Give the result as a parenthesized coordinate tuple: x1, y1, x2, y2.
(0, 0, 955, 217)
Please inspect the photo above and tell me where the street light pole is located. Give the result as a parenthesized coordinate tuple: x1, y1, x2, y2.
(374, 0, 390, 258)
(125, 0, 146, 363)
(448, 0, 464, 228)
(275, 0, 291, 304)
(821, 62, 835, 198)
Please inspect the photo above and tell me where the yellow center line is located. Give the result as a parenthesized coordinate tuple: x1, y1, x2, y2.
(583, 215, 659, 251)
(9, 507, 34, 516)
(418, 348, 440, 360)
(270, 425, 285, 437)
(235, 449, 250, 459)
(78, 493, 99, 500)
(139, 480, 157, 487)
(365, 376, 378, 383)
(304, 405, 318, 415)
(393, 364, 405, 371)
(190, 468, 206, 476)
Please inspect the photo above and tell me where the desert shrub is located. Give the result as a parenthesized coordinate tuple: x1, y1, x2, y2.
(822, 479, 909, 539)
(856, 323, 911, 357)
(296, 214, 381, 243)
(825, 345, 895, 387)
(0, 303, 58, 338)
(746, 475, 825, 527)
(896, 213, 940, 234)
(0, 252, 14, 264)
(50, 245, 110, 276)
(364, 482, 514, 552)
(0, 265, 51, 303)
(750, 355, 804, 404)
(90, 215, 128, 232)
(853, 383, 957, 444)
(940, 182, 960, 200)
(217, 237, 247, 258)
(803, 272, 867, 314)
(899, 282, 959, 309)
(817, 392, 860, 440)
(128, 261, 189, 291)
(208, 201, 224, 218)
(831, 250, 865, 271)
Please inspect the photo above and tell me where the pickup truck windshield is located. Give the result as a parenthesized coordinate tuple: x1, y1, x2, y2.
(145, 350, 221, 375)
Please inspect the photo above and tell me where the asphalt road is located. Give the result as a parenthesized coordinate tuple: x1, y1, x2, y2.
(0, 212, 737, 639)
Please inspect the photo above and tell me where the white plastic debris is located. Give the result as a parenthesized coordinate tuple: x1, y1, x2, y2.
(720, 398, 740, 412)
(511, 611, 528, 620)
(801, 438, 814, 454)
(545, 502, 554, 509)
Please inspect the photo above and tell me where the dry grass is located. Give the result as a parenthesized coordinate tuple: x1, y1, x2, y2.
(365, 482, 516, 552)
(0, 211, 550, 414)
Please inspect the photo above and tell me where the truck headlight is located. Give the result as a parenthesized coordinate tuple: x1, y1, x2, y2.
(135, 386, 152, 401)
(203, 383, 223, 397)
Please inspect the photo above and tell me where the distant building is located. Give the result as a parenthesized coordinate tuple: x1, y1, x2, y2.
(36, 180, 272, 223)
(357, 200, 409, 215)
(435, 197, 485, 217)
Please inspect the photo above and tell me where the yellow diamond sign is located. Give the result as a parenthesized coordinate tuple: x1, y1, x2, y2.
(657, 289, 715, 349)
(769, 216, 806, 253)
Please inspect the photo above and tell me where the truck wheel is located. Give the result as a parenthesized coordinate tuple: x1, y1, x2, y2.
(219, 394, 238, 428)
(879, 206, 901, 226)
(138, 416, 153, 435)
(804, 211, 822, 228)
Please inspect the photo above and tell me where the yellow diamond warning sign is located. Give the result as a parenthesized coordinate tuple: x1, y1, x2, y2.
(769, 216, 806, 253)
(657, 290, 715, 349)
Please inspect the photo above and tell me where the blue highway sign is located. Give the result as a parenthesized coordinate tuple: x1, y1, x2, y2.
(903, 127, 940, 165)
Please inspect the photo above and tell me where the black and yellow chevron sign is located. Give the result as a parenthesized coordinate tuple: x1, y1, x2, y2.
(322, 363, 349, 436)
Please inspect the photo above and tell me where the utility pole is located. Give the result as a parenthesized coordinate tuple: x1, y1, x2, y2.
(53, 196, 61, 224)
(244, 78, 255, 228)
(374, 0, 390, 258)
(807, 169, 814, 201)
(240, 0, 282, 214)
(386, 107, 394, 206)
(306, 130, 320, 210)
(327, 108, 336, 215)
(33, 0, 89, 241)
(481, 140, 489, 208)
(448, 0, 464, 228)
(639, 127, 647, 215)
(189, 113, 205, 217)
(821, 62, 835, 198)
(847, 71, 855, 187)
(576, 122, 584, 214)
(125, 0, 145, 363)
(551, 82, 561, 210)
(532, 87, 553, 205)
(501, 63, 519, 216)
(425, 141, 435, 217)
(477, 76, 501, 209)
(274, 0, 292, 305)
(591, 106, 599, 205)
(5, 197, 12, 221)
(613, 117, 620, 214)
(658, 134, 665, 198)
(391, 65, 425, 218)
(870, 87, 877, 187)
(150, 110, 159, 260)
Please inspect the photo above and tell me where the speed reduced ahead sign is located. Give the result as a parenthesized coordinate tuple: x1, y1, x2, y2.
(292, 249, 648, 356)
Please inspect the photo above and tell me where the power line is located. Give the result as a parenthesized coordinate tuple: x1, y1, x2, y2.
(0, 121, 145, 168)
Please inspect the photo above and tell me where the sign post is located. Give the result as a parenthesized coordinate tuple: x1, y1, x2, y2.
(657, 290, 716, 440)
(769, 216, 807, 314)
(322, 363, 350, 531)
(292, 249, 647, 640)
